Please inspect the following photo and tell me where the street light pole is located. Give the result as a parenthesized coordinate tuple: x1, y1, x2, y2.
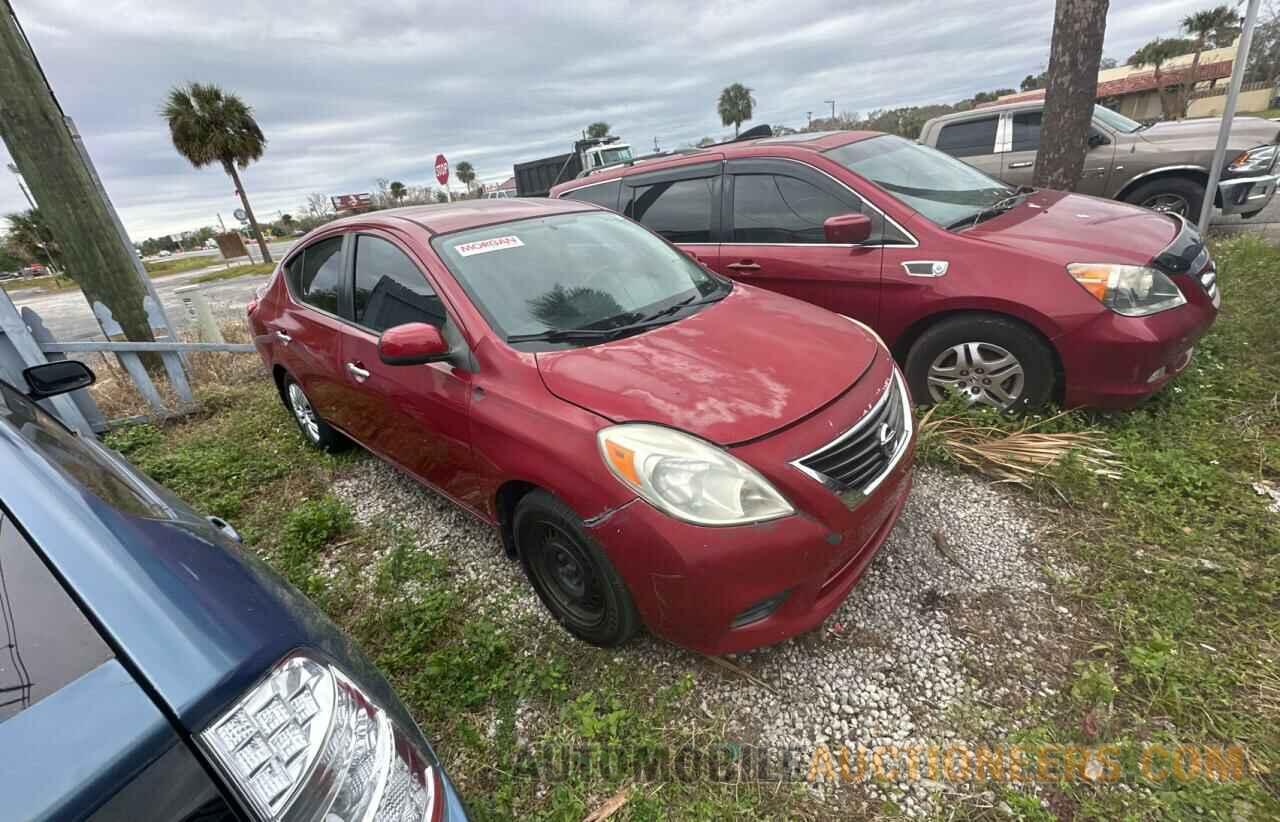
(825, 99, 836, 120)
(6, 162, 34, 208)
(1198, 0, 1261, 235)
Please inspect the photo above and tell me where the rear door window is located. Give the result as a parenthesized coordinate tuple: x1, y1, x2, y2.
(936, 117, 999, 157)
(1011, 111, 1042, 152)
(561, 180, 621, 211)
(293, 236, 344, 315)
(625, 177, 717, 242)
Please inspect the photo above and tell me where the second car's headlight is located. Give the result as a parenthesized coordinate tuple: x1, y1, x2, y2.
(1067, 263, 1187, 317)
(1229, 144, 1277, 174)
(598, 423, 793, 526)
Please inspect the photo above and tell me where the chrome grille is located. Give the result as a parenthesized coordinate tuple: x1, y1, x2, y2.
(792, 370, 912, 497)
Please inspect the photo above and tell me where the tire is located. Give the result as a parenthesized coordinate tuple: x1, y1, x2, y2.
(905, 315, 1055, 411)
(514, 490, 640, 647)
(281, 375, 348, 452)
(1124, 176, 1205, 219)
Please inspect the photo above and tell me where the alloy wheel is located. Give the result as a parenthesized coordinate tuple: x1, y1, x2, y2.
(287, 382, 321, 442)
(1140, 193, 1190, 215)
(927, 341, 1026, 409)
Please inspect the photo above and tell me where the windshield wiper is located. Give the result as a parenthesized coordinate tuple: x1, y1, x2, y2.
(947, 186, 1035, 231)
(506, 328, 619, 344)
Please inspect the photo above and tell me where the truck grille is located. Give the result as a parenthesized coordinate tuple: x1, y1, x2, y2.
(792, 371, 912, 498)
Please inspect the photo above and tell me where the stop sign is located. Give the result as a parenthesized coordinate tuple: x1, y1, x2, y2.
(434, 154, 449, 186)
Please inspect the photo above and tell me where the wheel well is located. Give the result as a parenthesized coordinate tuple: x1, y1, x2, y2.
(1117, 169, 1222, 208)
(891, 309, 1066, 402)
(495, 480, 538, 558)
(272, 364, 290, 405)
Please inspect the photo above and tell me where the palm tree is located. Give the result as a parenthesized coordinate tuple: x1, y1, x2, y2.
(1180, 6, 1242, 116)
(455, 161, 476, 194)
(717, 83, 756, 137)
(586, 121, 610, 139)
(1129, 38, 1196, 120)
(389, 180, 407, 202)
(162, 83, 273, 263)
(4, 208, 59, 268)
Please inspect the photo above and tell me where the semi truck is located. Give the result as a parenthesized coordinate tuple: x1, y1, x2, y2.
(513, 136, 634, 197)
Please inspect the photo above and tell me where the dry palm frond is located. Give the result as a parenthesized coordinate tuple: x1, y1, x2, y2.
(918, 406, 1123, 485)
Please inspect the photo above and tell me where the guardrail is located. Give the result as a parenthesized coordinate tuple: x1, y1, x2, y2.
(0, 286, 253, 436)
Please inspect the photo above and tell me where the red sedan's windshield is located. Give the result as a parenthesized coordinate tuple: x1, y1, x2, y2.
(432, 211, 727, 341)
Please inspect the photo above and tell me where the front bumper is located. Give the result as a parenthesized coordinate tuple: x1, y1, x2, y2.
(1218, 173, 1278, 216)
(588, 422, 915, 656)
(1057, 281, 1217, 409)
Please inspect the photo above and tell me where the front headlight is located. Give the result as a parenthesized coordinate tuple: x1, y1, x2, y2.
(1067, 263, 1187, 317)
(598, 423, 794, 525)
(1229, 144, 1277, 174)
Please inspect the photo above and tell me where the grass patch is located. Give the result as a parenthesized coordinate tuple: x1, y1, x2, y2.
(143, 255, 220, 277)
(189, 261, 273, 284)
(924, 232, 1280, 817)
(108, 376, 806, 820)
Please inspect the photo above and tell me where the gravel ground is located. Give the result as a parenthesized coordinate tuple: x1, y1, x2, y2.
(332, 458, 1080, 817)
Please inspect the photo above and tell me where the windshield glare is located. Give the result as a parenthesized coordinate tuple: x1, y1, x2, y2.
(1093, 104, 1143, 134)
(597, 147, 632, 166)
(433, 211, 725, 342)
(826, 135, 1011, 228)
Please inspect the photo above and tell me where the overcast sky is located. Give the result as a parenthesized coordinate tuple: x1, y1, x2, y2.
(1, 0, 1215, 239)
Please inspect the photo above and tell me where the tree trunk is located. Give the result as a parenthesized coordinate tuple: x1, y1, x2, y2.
(1179, 51, 1204, 118)
(1034, 0, 1110, 191)
(226, 162, 272, 264)
(0, 1, 155, 346)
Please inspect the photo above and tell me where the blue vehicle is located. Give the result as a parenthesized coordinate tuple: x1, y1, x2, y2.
(0, 361, 467, 821)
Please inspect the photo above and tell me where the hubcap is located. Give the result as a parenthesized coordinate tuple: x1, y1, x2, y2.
(927, 342, 1025, 409)
(287, 383, 320, 441)
(528, 522, 605, 628)
(1140, 193, 1190, 216)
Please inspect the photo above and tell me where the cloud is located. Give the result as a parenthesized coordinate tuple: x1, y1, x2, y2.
(0, 0, 1219, 238)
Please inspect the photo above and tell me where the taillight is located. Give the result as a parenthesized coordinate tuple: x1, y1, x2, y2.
(201, 654, 442, 821)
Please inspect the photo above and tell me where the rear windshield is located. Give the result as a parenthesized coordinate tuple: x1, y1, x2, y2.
(826, 135, 1010, 228)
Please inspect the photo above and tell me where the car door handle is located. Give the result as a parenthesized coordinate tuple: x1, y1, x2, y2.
(346, 362, 370, 382)
(1008, 161, 1033, 169)
(726, 262, 762, 271)
(274, 330, 292, 344)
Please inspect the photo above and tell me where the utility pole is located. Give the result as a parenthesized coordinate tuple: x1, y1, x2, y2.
(1198, 0, 1261, 234)
(0, 1, 158, 348)
(807, 111, 813, 128)
(653, 136, 660, 152)
(825, 100, 836, 120)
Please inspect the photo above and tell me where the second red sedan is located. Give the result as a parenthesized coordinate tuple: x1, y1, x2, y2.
(249, 199, 914, 655)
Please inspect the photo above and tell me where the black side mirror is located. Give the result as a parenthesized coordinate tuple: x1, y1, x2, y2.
(24, 361, 95, 399)
(1088, 131, 1110, 148)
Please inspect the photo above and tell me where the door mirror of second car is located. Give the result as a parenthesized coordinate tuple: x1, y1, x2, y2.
(23, 361, 95, 399)
(1088, 130, 1110, 148)
(378, 322, 450, 366)
(824, 213, 873, 244)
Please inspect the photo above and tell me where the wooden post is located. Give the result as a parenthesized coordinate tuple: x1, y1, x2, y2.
(144, 296, 193, 403)
(0, 3, 157, 350)
(92, 302, 167, 415)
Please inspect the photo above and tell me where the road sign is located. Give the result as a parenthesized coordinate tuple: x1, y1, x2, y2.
(331, 193, 372, 212)
(435, 154, 449, 186)
(232, 208, 247, 222)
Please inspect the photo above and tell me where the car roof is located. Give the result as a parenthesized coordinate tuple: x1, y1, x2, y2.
(928, 100, 1045, 123)
(320, 197, 598, 236)
(550, 130, 882, 194)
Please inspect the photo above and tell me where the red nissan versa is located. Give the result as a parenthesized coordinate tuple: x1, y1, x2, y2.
(248, 199, 914, 655)
(551, 131, 1220, 410)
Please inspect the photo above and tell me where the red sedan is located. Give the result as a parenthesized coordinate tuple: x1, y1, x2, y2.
(552, 130, 1220, 410)
(248, 199, 914, 655)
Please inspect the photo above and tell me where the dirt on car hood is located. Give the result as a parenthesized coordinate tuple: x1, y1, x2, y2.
(534, 286, 880, 446)
(965, 189, 1181, 266)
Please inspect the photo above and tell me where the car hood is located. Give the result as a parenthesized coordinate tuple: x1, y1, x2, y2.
(965, 189, 1180, 266)
(1137, 115, 1280, 150)
(535, 286, 880, 445)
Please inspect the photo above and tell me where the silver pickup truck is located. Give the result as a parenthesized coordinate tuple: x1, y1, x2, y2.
(919, 101, 1280, 219)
